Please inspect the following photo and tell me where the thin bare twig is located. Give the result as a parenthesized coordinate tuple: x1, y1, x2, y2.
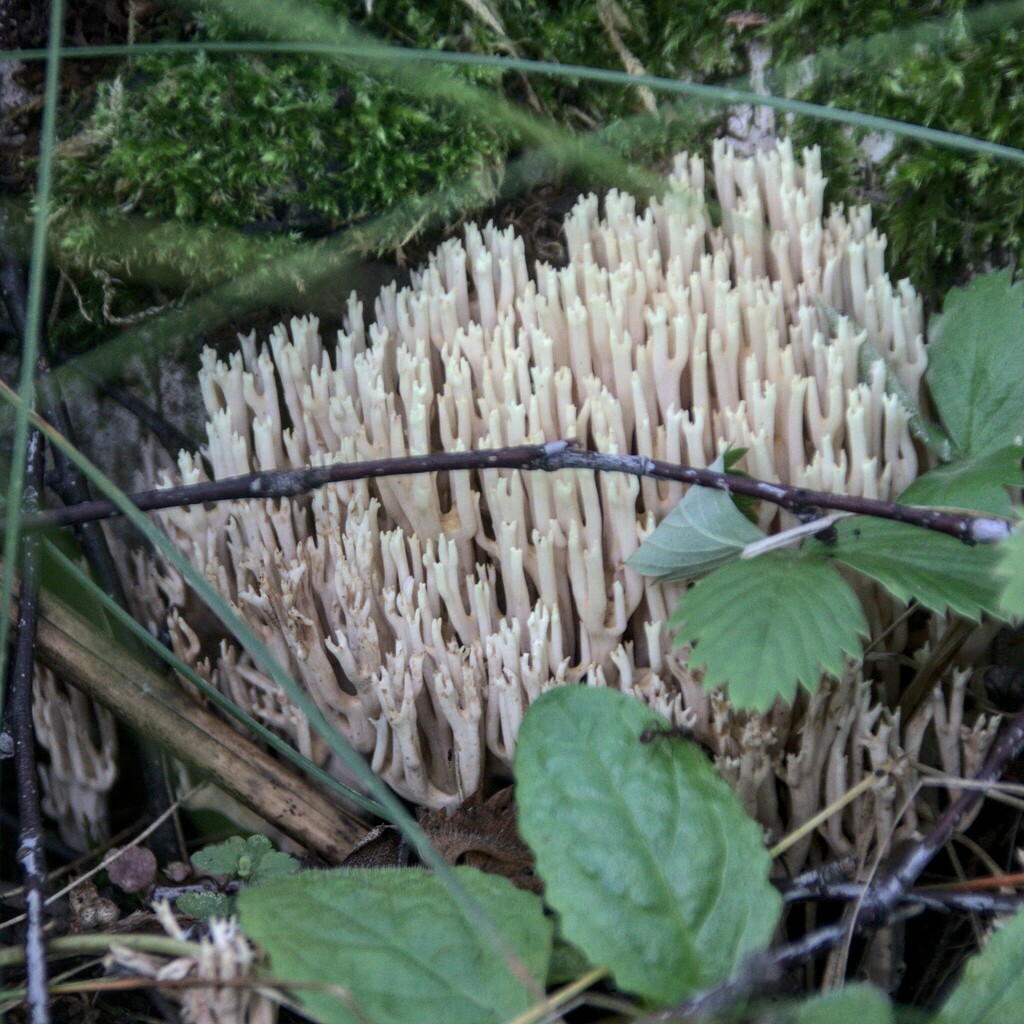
(9, 438, 1014, 545)
(7, 429, 51, 1024)
(0, 787, 200, 934)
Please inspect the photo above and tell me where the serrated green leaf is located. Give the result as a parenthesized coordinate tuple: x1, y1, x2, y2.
(627, 455, 765, 582)
(933, 909, 1024, 1024)
(927, 271, 1024, 459)
(668, 554, 867, 709)
(191, 836, 247, 877)
(515, 687, 781, 1004)
(898, 446, 1024, 516)
(238, 868, 550, 1024)
(821, 518, 1005, 621)
(176, 891, 234, 920)
(997, 526, 1024, 620)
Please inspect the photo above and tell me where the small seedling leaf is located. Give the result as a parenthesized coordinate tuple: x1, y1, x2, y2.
(176, 891, 233, 920)
(515, 687, 781, 1004)
(190, 836, 247, 877)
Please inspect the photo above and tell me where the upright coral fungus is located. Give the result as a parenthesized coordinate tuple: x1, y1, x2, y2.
(142, 139, 994, 867)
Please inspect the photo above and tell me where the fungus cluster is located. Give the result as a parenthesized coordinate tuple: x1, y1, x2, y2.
(140, 139, 993, 866)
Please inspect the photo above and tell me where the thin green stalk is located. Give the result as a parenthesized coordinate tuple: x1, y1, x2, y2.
(0, 934, 201, 971)
(2, 38, 1023, 165)
(0, 385, 540, 999)
(41, 541, 385, 818)
(0, 0, 63, 706)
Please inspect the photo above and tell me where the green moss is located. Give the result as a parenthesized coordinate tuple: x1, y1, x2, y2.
(49, 0, 1024, 326)
(785, 9, 1024, 304)
(52, 0, 508, 306)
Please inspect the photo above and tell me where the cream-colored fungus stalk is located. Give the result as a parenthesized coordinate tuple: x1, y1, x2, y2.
(32, 665, 118, 849)
(144, 139, 992, 868)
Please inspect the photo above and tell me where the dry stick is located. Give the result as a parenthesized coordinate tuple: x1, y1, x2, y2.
(7, 429, 50, 1024)
(7, 579, 365, 862)
(778, 878, 1024, 915)
(12, 440, 1015, 545)
(642, 705, 1024, 1022)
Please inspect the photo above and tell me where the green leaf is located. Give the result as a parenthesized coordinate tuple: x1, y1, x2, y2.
(238, 868, 551, 1024)
(933, 909, 1024, 1024)
(546, 931, 592, 986)
(627, 455, 765, 582)
(515, 687, 781, 1004)
(176, 891, 234, 921)
(250, 847, 300, 884)
(669, 553, 867, 709)
(792, 984, 894, 1024)
(191, 836, 247, 877)
(898, 446, 1024, 516)
(997, 525, 1024, 620)
(926, 270, 1024, 459)
(821, 518, 1005, 621)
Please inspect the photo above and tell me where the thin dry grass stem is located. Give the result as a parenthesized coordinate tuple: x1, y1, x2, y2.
(769, 761, 900, 860)
(503, 967, 609, 1024)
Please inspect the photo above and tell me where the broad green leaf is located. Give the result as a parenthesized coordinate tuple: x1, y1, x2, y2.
(898, 446, 1024, 516)
(669, 553, 867, 709)
(238, 867, 550, 1024)
(792, 984, 893, 1024)
(933, 908, 1024, 1024)
(997, 525, 1024, 620)
(627, 455, 765, 582)
(515, 687, 781, 1004)
(820, 518, 1005, 621)
(927, 271, 1024, 459)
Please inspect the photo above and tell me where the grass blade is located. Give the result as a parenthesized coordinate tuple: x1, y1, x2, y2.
(0, 0, 64, 705)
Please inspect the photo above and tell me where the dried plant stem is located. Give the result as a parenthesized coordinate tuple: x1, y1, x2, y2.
(12, 439, 1014, 545)
(6, 578, 366, 862)
(8, 430, 50, 1024)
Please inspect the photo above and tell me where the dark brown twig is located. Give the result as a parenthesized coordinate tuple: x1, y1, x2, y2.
(9, 439, 1015, 545)
(7, 429, 51, 1024)
(780, 878, 1024, 915)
